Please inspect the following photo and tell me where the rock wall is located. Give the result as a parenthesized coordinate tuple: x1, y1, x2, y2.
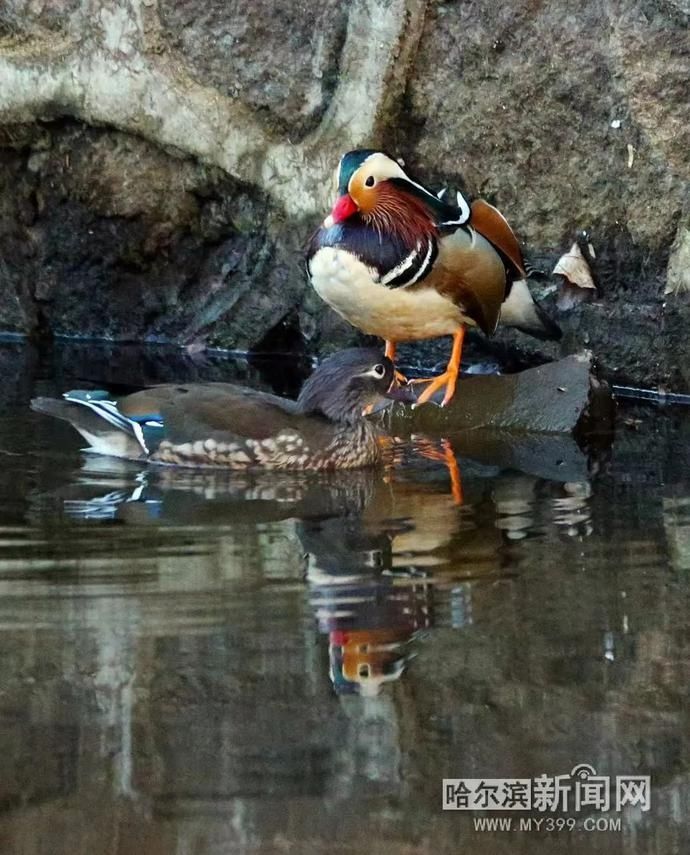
(0, 1, 688, 388)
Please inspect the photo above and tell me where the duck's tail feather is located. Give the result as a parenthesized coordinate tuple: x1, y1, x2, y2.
(31, 394, 148, 459)
(500, 278, 562, 341)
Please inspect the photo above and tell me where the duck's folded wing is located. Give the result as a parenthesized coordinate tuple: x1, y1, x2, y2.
(120, 384, 300, 444)
(469, 199, 527, 278)
(426, 228, 507, 336)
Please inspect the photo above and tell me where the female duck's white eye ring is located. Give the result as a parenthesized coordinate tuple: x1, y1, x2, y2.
(372, 363, 386, 378)
(365, 175, 376, 188)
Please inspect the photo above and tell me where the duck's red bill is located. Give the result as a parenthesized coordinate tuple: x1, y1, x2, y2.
(325, 194, 358, 227)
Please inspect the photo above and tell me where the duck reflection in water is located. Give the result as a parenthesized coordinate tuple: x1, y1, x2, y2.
(301, 514, 432, 696)
(32, 426, 597, 696)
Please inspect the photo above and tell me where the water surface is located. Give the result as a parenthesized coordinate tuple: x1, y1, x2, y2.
(0, 340, 688, 854)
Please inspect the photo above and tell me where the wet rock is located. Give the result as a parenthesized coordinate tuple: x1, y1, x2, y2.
(386, 352, 611, 435)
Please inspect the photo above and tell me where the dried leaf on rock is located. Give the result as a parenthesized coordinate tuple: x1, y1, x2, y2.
(554, 242, 597, 311)
(553, 243, 596, 291)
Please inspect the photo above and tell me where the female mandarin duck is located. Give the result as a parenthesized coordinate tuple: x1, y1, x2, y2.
(31, 349, 409, 470)
(307, 150, 561, 406)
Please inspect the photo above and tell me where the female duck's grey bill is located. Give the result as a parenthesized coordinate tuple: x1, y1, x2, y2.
(384, 384, 416, 404)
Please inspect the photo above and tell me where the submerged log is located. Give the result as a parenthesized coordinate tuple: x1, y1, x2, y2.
(386, 352, 613, 436)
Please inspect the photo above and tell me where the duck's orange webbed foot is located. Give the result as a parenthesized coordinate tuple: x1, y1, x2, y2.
(410, 328, 464, 409)
(443, 441, 463, 506)
(414, 438, 463, 505)
(411, 369, 459, 408)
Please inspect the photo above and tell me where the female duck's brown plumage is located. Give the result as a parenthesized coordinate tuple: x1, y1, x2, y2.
(307, 150, 561, 406)
(31, 349, 409, 471)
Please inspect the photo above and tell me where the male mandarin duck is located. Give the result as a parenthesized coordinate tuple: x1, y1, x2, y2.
(31, 348, 410, 471)
(307, 150, 561, 406)
(328, 629, 413, 695)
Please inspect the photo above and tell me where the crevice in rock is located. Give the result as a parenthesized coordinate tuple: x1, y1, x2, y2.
(248, 310, 311, 399)
(250, 309, 305, 357)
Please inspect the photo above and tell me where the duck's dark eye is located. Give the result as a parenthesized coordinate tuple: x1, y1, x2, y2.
(365, 175, 376, 188)
(372, 363, 386, 378)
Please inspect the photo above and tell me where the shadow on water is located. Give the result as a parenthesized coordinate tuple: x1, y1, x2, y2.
(0, 340, 689, 853)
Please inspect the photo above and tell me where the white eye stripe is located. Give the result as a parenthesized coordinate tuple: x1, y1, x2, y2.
(360, 364, 387, 379)
(359, 152, 471, 225)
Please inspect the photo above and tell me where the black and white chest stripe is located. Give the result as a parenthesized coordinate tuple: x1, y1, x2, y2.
(308, 220, 438, 290)
(378, 236, 438, 289)
(375, 188, 472, 288)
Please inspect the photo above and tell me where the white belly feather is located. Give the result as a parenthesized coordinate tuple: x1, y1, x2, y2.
(309, 247, 467, 341)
